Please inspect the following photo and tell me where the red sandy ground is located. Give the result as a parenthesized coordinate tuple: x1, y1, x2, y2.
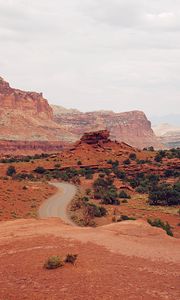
(0, 179, 56, 221)
(0, 218, 179, 300)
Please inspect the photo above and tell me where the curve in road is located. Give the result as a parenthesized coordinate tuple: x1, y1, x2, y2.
(39, 182, 77, 226)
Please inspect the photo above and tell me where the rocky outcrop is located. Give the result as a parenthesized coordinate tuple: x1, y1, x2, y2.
(0, 77, 53, 120)
(80, 130, 110, 145)
(53, 108, 162, 149)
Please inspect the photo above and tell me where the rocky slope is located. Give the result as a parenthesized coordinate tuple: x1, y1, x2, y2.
(52, 106, 162, 149)
(153, 123, 180, 148)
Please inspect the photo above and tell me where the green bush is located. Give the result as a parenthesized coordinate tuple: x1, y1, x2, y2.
(93, 176, 120, 205)
(6, 166, 16, 176)
(113, 169, 126, 180)
(147, 218, 173, 236)
(118, 215, 136, 221)
(119, 190, 131, 199)
(44, 256, 64, 269)
(129, 153, 137, 160)
(54, 164, 61, 168)
(123, 159, 130, 165)
(65, 254, 78, 265)
(34, 166, 46, 174)
(86, 203, 107, 217)
(148, 183, 180, 206)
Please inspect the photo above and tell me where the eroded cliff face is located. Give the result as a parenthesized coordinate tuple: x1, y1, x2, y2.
(0, 77, 162, 149)
(0, 77, 53, 119)
(0, 77, 75, 143)
(52, 107, 162, 149)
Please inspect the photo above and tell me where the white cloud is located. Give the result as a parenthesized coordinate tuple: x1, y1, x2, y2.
(0, 0, 179, 116)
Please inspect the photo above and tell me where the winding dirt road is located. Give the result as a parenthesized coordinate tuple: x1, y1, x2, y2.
(39, 182, 77, 225)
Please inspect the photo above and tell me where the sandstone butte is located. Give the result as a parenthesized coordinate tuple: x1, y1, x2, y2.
(0, 76, 162, 151)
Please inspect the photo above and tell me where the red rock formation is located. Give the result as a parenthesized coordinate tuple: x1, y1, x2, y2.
(0, 77, 162, 149)
(52, 107, 163, 149)
(0, 140, 69, 155)
(0, 77, 52, 119)
(0, 77, 75, 143)
(80, 130, 110, 144)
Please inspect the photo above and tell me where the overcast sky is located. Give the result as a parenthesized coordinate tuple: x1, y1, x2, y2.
(0, 0, 180, 117)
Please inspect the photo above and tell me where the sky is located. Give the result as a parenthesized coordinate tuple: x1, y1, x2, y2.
(0, 0, 180, 118)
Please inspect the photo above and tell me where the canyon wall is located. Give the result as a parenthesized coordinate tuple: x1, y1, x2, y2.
(52, 107, 162, 149)
(0, 77, 162, 149)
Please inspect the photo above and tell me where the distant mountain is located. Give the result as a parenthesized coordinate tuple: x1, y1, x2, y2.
(52, 106, 162, 149)
(0, 76, 162, 149)
(153, 123, 180, 148)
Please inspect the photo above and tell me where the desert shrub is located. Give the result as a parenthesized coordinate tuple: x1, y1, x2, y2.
(85, 173, 93, 179)
(34, 166, 46, 174)
(129, 179, 139, 188)
(154, 154, 162, 162)
(148, 146, 154, 151)
(129, 153, 137, 160)
(148, 183, 180, 206)
(118, 215, 136, 221)
(77, 160, 82, 165)
(82, 196, 89, 202)
(135, 186, 148, 194)
(164, 169, 180, 178)
(147, 174, 160, 184)
(107, 159, 119, 168)
(85, 203, 107, 217)
(6, 166, 16, 176)
(128, 173, 159, 192)
(80, 168, 94, 179)
(147, 218, 173, 236)
(65, 254, 78, 265)
(123, 159, 130, 165)
(113, 169, 126, 180)
(54, 163, 61, 168)
(168, 148, 180, 159)
(14, 173, 35, 181)
(122, 199, 128, 203)
(93, 176, 120, 205)
(119, 190, 131, 199)
(99, 168, 111, 175)
(137, 159, 146, 164)
(86, 188, 92, 195)
(44, 256, 64, 269)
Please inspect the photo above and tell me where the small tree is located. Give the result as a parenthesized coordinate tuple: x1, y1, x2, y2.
(34, 166, 46, 174)
(6, 166, 16, 176)
(129, 153, 137, 160)
(119, 190, 131, 199)
(123, 159, 130, 165)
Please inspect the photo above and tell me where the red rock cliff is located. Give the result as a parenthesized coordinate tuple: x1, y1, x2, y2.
(52, 107, 163, 149)
(0, 77, 53, 119)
